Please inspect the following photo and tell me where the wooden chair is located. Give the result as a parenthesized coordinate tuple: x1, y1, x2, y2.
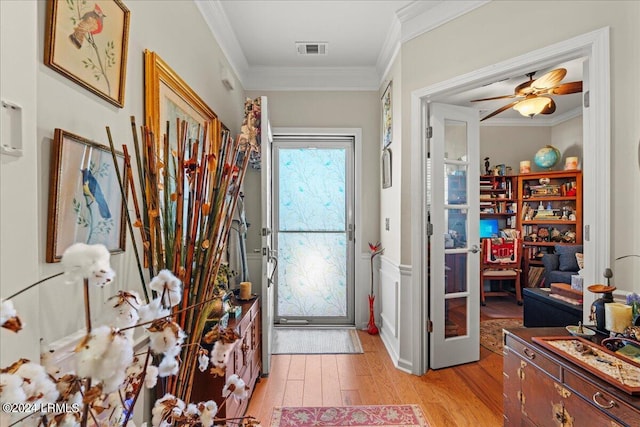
(480, 237, 523, 305)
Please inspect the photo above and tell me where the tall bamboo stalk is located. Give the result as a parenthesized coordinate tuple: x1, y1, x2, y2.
(110, 114, 255, 404)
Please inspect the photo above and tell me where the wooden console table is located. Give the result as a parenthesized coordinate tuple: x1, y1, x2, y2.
(504, 327, 639, 426)
(190, 297, 261, 418)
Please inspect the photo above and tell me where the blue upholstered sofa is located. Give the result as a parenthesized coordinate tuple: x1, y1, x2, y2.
(541, 245, 583, 287)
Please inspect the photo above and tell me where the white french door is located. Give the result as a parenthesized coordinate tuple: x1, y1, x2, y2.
(272, 136, 355, 326)
(259, 97, 276, 375)
(428, 103, 481, 369)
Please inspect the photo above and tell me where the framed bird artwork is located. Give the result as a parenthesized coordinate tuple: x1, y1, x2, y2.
(46, 129, 128, 262)
(44, 0, 130, 108)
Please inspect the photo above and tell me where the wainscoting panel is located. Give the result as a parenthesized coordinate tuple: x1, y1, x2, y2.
(379, 256, 401, 366)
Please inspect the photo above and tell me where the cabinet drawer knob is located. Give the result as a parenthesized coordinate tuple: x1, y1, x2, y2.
(592, 392, 615, 409)
(523, 347, 536, 360)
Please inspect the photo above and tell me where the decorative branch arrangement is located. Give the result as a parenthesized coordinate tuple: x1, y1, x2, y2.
(108, 116, 253, 403)
(0, 112, 260, 426)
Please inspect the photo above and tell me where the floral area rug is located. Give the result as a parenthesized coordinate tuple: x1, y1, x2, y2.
(270, 404, 429, 427)
(480, 318, 523, 355)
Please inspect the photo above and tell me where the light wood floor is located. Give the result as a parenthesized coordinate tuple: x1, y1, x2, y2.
(246, 331, 507, 426)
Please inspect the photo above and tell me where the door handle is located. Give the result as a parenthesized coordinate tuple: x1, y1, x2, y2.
(267, 250, 278, 288)
(468, 244, 480, 253)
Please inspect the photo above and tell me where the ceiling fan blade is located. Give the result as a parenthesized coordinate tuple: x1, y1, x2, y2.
(480, 100, 520, 121)
(532, 68, 567, 90)
(514, 81, 534, 96)
(470, 94, 516, 102)
(541, 99, 556, 115)
(549, 81, 583, 95)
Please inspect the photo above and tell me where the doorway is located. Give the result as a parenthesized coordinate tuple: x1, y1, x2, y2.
(272, 135, 356, 326)
(412, 28, 611, 373)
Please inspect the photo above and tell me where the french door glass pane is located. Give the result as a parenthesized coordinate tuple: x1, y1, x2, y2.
(278, 232, 347, 317)
(445, 296, 468, 338)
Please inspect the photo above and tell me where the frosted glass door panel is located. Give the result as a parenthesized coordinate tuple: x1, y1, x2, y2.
(274, 142, 354, 324)
(279, 148, 345, 231)
(278, 232, 347, 317)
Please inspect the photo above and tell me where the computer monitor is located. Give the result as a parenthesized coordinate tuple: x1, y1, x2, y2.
(479, 218, 499, 239)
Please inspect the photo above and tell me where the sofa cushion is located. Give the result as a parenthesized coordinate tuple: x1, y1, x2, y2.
(555, 245, 583, 271)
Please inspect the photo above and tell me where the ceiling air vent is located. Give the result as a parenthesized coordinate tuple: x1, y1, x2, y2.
(296, 42, 328, 56)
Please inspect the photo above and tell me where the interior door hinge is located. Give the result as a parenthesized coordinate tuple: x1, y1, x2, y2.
(583, 90, 590, 108)
(426, 126, 433, 139)
(426, 222, 433, 237)
(261, 227, 271, 236)
(427, 319, 433, 333)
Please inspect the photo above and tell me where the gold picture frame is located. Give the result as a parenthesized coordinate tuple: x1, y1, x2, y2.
(46, 129, 128, 262)
(143, 50, 219, 151)
(44, 0, 130, 108)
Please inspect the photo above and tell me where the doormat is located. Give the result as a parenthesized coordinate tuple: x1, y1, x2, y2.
(480, 318, 523, 355)
(272, 328, 363, 354)
(270, 404, 429, 427)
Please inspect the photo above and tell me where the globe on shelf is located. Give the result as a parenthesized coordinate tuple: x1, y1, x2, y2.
(534, 145, 561, 170)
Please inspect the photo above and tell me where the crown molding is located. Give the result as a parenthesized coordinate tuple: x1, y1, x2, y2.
(243, 66, 380, 91)
(400, 0, 490, 43)
(480, 107, 582, 127)
(194, 0, 249, 83)
(195, 0, 490, 90)
(376, 15, 402, 81)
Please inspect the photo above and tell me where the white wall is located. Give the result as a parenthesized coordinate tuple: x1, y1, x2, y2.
(551, 116, 584, 169)
(1, 0, 247, 412)
(399, 1, 640, 286)
(1, 0, 41, 365)
(480, 126, 552, 174)
(380, 53, 402, 265)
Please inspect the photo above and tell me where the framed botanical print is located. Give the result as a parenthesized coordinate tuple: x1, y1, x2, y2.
(46, 129, 128, 262)
(382, 81, 392, 148)
(143, 50, 219, 151)
(44, 0, 130, 108)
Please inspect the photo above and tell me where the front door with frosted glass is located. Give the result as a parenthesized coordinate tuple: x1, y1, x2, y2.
(273, 138, 354, 325)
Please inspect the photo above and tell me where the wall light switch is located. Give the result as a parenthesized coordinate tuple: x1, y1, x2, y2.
(385, 218, 390, 231)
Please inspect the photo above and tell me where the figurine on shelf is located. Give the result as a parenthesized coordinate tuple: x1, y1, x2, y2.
(484, 157, 490, 175)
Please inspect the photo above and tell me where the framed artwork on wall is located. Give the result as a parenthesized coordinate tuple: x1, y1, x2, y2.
(44, 0, 130, 108)
(143, 50, 219, 151)
(381, 80, 392, 149)
(46, 129, 128, 262)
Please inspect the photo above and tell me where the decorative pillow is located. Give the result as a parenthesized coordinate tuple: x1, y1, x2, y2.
(555, 245, 583, 271)
(485, 238, 517, 263)
(575, 253, 584, 269)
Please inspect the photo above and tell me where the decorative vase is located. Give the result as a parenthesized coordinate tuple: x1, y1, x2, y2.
(367, 294, 379, 335)
(588, 284, 616, 334)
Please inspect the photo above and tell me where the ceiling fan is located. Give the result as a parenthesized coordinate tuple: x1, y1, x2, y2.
(471, 68, 583, 121)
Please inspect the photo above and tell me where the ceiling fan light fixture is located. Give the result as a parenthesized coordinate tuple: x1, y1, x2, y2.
(513, 96, 552, 118)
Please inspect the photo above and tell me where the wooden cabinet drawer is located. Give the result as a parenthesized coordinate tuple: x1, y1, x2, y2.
(505, 334, 561, 381)
(564, 370, 640, 426)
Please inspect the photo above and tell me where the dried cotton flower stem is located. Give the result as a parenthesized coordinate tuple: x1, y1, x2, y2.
(106, 126, 149, 303)
(122, 348, 151, 426)
(3, 272, 63, 301)
(83, 278, 92, 333)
